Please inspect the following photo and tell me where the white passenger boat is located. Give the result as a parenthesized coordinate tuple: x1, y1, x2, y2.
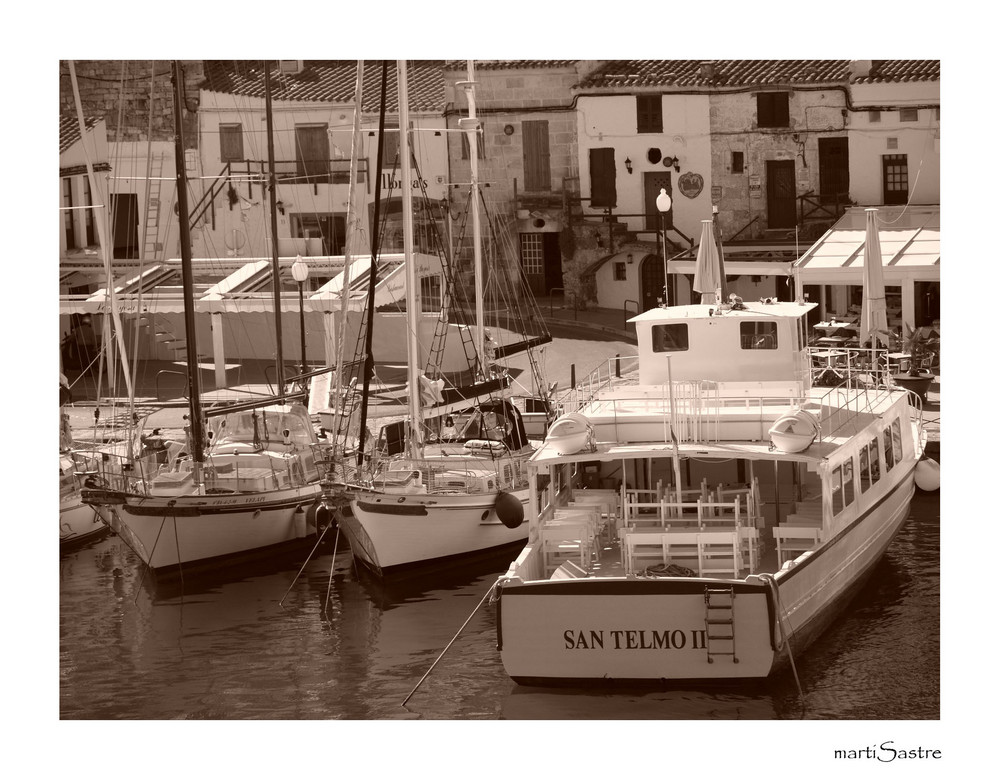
(493, 296, 931, 685)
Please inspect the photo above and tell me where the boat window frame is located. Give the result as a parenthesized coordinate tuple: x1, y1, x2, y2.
(651, 323, 689, 353)
(842, 456, 855, 509)
(860, 436, 881, 492)
(739, 320, 778, 350)
(890, 418, 903, 464)
(831, 463, 844, 515)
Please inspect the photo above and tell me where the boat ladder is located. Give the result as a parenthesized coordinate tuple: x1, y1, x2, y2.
(704, 585, 738, 664)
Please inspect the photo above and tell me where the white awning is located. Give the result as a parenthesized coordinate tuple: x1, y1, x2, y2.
(793, 205, 940, 283)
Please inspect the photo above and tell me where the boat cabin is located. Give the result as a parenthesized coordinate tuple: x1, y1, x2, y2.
(630, 301, 817, 385)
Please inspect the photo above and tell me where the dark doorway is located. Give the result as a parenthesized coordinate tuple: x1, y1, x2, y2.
(914, 280, 940, 326)
(520, 232, 562, 297)
(818, 137, 849, 204)
(766, 160, 796, 230)
(644, 171, 673, 231)
(110, 193, 140, 259)
(640, 254, 666, 312)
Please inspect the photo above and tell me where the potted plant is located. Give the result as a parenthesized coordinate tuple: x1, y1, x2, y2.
(878, 325, 937, 403)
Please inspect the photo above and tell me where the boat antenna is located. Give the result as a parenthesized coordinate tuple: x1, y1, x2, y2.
(171, 60, 206, 468)
(265, 63, 287, 401)
(356, 61, 390, 468)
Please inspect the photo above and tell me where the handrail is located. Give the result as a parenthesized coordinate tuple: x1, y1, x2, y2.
(188, 162, 232, 230)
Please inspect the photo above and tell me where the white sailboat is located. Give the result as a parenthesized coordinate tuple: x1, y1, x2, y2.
(492, 207, 936, 685)
(82, 62, 332, 581)
(337, 61, 545, 579)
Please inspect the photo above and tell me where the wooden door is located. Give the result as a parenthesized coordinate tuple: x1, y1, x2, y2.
(766, 160, 796, 229)
(522, 120, 550, 191)
(818, 137, 849, 204)
(644, 171, 673, 231)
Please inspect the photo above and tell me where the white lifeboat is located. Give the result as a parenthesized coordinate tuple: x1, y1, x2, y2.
(768, 409, 821, 453)
(545, 412, 596, 455)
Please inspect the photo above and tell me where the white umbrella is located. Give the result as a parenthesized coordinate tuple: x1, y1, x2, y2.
(860, 207, 890, 347)
(693, 219, 726, 304)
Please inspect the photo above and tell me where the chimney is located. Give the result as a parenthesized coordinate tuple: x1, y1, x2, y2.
(700, 61, 715, 80)
(849, 60, 874, 79)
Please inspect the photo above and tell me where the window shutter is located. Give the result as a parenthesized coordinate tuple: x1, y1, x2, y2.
(522, 120, 550, 191)
(590, 148, 617, 208)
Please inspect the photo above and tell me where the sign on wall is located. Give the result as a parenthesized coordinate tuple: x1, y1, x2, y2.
(749, 174, 762, 198)
(677, 172, 704, 199)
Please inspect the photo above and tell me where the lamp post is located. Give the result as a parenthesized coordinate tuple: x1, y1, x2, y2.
(291, 254, 309, 378)
(655, 188, 672, 307)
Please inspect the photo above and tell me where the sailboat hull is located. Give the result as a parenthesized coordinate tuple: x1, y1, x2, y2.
(100, 484, 326, 576)
(341, 488, 529, 578)
(60, 493, 111, 548)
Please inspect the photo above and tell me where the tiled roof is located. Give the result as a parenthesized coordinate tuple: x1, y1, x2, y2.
(200, 60, 446, 112)
(577, 60, 853, 89)
(853, 60, 940, 84)
(443, 60, 577, 70)
(59, 114, 101, 154)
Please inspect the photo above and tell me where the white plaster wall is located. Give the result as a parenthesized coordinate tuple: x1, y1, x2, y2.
(577, 94, 713, 240)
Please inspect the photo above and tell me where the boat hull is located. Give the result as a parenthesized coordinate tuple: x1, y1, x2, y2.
(60, 494, 111, 548)
(341, 489, 529, 578)
(97, 483, 326, 577)
(496, 470, 915, 685)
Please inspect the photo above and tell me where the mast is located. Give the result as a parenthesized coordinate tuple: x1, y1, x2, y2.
(265, 63, 287, 400)
(171, 61, 206, 467)
(461, 60, 486, 377)
(398, 60, 423, 458)
(356, 62, 390, 467)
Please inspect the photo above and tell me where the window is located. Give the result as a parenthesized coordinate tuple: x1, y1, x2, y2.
(613, 262, 627, 281)
(219, 123, 244, 162)
(461, 124, 485, 159)
(636, 95, 663, 133)
(83, 176, 95, 246)
(651, 323, 689, 353)
(740, 321, 777, 350)
(757, 92, 790, 128)
(522, 120, 550, 191)
(883, 424, 896, 472)
(420, 275, 442, 311)
(381, 121, 400, 168)
(842, 457, 855, 508)
(520, 233, 544, 275)
(868, 110, 881, 123)
(891, 419, 902, 464)
(899, 108, 918, 122)
(832, 464, 844, 515)
(295, 124, 330, 182)
(63, 178, 75, 249)
(882, 154, 908, 205)
(860, 437, 881, 492)
(731, 151, 744, 174)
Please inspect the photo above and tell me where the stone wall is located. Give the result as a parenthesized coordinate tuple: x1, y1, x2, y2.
(59, 60, 203, 147)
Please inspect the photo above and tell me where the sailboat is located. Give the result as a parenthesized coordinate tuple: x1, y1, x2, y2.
(491, 207, 932, 686)
(82, 62, 332, 581)
(336, 61, 548, 580)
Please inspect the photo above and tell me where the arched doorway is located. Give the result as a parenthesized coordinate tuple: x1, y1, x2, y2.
(640, 254, 666, 312)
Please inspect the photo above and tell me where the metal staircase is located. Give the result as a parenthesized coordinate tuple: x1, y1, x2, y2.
(704, 585, 738, 664)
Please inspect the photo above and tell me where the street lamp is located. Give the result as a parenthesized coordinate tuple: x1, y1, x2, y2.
(291, 254, 309, 378)
(655, 188, 672, 307)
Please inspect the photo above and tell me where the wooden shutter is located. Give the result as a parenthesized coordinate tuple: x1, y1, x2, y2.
(220, 123, 244, 162)
(295, 125, 329, 180)
(590, 148, 617, 208)
(523, 120, 550, 191)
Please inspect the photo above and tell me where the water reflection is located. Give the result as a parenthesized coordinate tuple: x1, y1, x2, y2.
(59, 491, 939, 720)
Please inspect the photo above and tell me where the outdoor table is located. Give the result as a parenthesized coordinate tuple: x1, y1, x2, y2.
(812, 349, 849, 368)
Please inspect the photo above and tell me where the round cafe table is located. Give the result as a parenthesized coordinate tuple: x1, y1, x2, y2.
(812, 349, 849, 368)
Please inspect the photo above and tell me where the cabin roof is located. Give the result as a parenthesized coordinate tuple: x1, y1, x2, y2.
(629, 301, 817, 324)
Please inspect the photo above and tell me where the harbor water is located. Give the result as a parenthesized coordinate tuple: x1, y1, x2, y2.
(56, 489, 939, 722)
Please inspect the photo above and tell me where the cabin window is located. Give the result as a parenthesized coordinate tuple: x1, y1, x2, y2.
(740, 321, 777, 349)
(883, 425, 896, 471)
(219, 123, 244, 162)
(651, 323, 689, 353)
(860, 437, 881, 492)
(842, 457, 855, 508)
(891, 419, 903, 464)
(831, 464, 844, 514)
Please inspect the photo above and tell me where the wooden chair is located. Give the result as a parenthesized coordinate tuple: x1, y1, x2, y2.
(773, 526, 821, 566)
